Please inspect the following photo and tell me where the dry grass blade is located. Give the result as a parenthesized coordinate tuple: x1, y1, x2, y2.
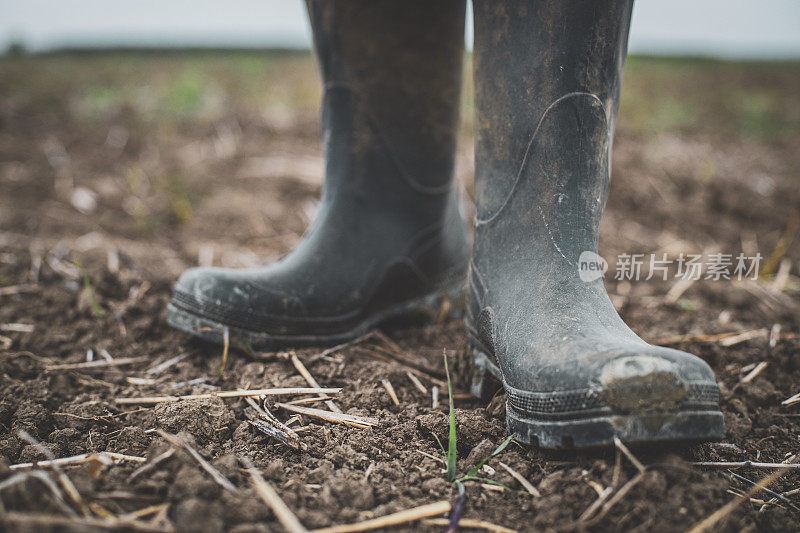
(1, 512, 173, 532)
(285, 415, 302, 426)
(650, 328, 800, 346)
(244, 396, 305, 450)
(728, 470, 800, 512)
(613, 436, 645, 473)
(249, 419, 297, 446)
(688, 455, 798, 533)
(219, 325, 230, 375)
(737, 279, 799, 313)
(0, 334, 12, 349)
(611, 447, 622, 487)
(415, 449, 445, 464)
(286, 396, 333, 405)
(311, 500, 451, 533)
(46, 356, 149, 372)
(362, 333, 447, 386)
(451, 392, 474, 400)
(740, 361, 768, 383)
(692, 460, 800, 470)
(146, 353, 190, 375)
(423, 517, 517, 533)
(665, 277, 695, 303)
(578, 486, 614, 522)
(381, 378, 400, 406)
(406, 370, 427, 393)
(17, 429, 90, 516)
(128, 449, 176, 482)
(156, 430, 238, 493)
(585, 478, 606, 497)
(306, 331, 374, 363)
(585, 470, 646, 525)
(118, 503, 170, 521)
(115, 387, 340, 405)
(579, 444, 631, 523)
(0, 322, 35, 333)
(719, 329, 768, 347)
(10, 451, 146, 470)
(769, 258, 791, 292)
(760, 213, 799, 278)
(355, 345, 447, 386)
(0, 283, 38, 296)
(127, 377, 157, 385)
(782, 391, 800, 406)
(275, 403, 378, 428)
(292, 353, 342, 413)
(769, 323, 781, 348)
(0, 471, 77, 517)
(241, 457, 308, 533)
(497, 461, 540, 496)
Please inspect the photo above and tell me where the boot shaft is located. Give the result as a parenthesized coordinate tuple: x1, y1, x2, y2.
(306, 0, 466, 224)
(473, 0, 633, 245)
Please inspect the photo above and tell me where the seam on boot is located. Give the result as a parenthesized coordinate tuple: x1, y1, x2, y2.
(475, 91, 606, 226)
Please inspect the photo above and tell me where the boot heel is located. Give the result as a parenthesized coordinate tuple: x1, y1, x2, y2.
(466, 343, 503, 401)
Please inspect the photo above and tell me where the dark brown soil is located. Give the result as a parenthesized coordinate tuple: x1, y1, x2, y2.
(0, 52, 799, 532)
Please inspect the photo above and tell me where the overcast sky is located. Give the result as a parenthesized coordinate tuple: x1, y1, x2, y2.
(1, 0, 799, 59)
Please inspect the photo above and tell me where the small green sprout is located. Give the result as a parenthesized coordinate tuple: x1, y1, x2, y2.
(439, 349, 520, 492)
(75, 259, 105, 318)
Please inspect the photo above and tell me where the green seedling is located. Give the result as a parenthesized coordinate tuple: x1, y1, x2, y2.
(439, 349, 520, 492)
(195, 326, 257, 375)
(75, 259, 105, 318)
(231, 333, 257, 359)
(218, 326, 230, 376)
(443, 349, 457, 482)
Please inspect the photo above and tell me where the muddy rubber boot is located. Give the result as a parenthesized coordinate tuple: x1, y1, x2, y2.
(467, 0, 723, 448)
(168, 0, 469, 349)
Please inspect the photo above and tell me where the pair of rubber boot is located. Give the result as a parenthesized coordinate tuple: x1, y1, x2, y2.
(168, 0, 723, 448)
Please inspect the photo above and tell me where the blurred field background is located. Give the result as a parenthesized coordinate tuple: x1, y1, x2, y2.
(2, 51, 799, 267)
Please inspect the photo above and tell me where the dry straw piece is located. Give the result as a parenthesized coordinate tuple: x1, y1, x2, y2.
(311, 500, 451, 533)
(274, 403, 379, 428)
(423, 517, 517, 533)
(381, 378, 400, 406)
(292, 353, 342, 413)
(406, 370, 427, 393)
(692, 460, 800, 470)
(46, 356, 149, 372)
(497, 461, 540, 497)
(0, 512, 172, 532)
(688, 455, 798, 533)
(116, 387, 340, 405)
(156, 430, 238, 494)
(11, 451, 146, 471)
(242, 457, 308, 533)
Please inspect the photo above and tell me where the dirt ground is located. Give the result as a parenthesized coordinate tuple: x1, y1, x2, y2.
(0, 51, 799, 532)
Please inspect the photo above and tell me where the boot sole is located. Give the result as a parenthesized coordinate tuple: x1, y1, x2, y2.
(468, 343, 724, 449)
(167, 281, 464, 351)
